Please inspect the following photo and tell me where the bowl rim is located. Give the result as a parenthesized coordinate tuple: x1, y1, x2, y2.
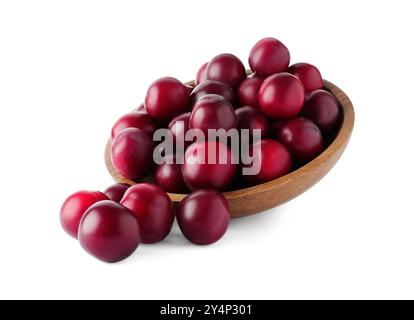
(104, 79, 354, 202)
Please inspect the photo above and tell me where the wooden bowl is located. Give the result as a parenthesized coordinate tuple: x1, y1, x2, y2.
(105, 80, 354, 218)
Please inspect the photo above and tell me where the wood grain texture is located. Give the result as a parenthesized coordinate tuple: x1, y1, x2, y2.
(104, 80, 354, 218)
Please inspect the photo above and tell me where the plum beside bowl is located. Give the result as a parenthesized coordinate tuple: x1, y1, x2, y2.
(104, 80, 354, 218)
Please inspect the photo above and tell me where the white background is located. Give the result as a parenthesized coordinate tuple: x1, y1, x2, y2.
(0, 0, 413, 300)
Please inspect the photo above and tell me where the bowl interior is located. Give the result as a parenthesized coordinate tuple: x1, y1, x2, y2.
(104, 79, 354, 215)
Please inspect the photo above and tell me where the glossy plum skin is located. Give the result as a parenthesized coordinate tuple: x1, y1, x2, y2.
(135, 103, 147, 114)
(258, 73, 305, 120)
(111, 112, 159, 139)
(195, 62, 208, 86)
(190, 94, 237, 138)
(235, 106, 269, 139)
(278, 117, 324, 165)
(155, 157, 188, 193)
(176, 190, 229, 245)
(242, 139, 292, 186)
(190, 80, 235, 107)
(302, 90, 340, 135)
(288, 63, 324, 93)
(168, 112, 192, 148)
(78, 200, 140, 263)
(104, 183, 130, 202)
(60, 191, 108, 239)
(248, 38, 290, 77)
(205, 54, 246, 89)
(145, 77, 190, 123)
(110, 128, 154, 180)
(182, 141, 236, 191)
(120, 183, 174, 243)
(237, 77, 263, 109)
